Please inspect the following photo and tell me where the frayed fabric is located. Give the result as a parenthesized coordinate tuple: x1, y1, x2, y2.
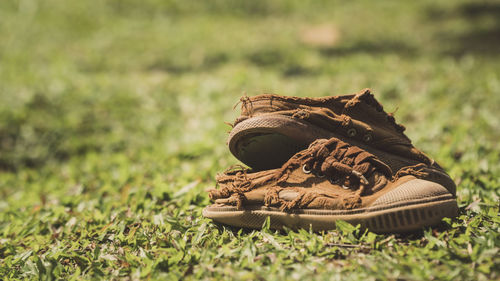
(230, 88, 433, 171)
(393, 163, 429, 181)
(209, 137, 396, 211)
(204, 89, 458, 232)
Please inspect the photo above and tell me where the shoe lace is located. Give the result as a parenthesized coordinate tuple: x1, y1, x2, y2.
(275, 138, 392, 193)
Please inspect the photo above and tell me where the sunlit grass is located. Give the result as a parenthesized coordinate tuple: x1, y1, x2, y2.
(0, 0, 499, 279)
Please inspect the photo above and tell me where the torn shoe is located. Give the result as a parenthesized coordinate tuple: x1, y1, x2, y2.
(203, 137, 458, 233)
(228, 88, 440, 172)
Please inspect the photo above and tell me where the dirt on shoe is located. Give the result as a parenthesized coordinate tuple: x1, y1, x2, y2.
(228, 89, 438, 172)
(204, 137, 458, 233)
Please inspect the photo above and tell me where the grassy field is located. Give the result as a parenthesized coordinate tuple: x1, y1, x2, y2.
(1, 0, 499, 280)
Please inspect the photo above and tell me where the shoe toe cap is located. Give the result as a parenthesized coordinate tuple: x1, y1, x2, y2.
(372, 179, 454, 207)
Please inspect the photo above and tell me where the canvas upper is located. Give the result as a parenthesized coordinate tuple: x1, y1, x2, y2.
(210, 137, 456, 211)
(230, 89, 441, 173)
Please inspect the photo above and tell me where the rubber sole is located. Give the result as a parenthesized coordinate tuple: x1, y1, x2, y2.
(228, 115, 418, 171)
(203, 195, 458, 233)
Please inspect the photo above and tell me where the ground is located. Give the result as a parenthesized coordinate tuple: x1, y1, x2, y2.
(0, 0, 499, 280)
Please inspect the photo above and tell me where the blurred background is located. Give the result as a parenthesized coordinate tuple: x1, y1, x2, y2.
(1, 0, 499, 199)
(2, 0, 500, 201)
(1, 0, 499, 278)
(1, 0, 500, 203)
(1, 0, 499, 170)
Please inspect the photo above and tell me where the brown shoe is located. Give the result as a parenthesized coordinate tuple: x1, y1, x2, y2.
(204, 138, 458, 233)
(228, 89, 437, 173)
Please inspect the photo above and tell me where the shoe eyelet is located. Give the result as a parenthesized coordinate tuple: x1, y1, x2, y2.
(363, 133, 372, 142)
(342, 185, 350, 190)
(317, 171, 325, 178)
(302, 164, 312, 174)
(347, 128, 357, 137)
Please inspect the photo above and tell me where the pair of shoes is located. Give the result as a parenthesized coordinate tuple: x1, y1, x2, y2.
(203, 89, 458, 233)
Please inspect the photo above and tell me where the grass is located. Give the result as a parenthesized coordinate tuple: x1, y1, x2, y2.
(0, 0, 499, 280)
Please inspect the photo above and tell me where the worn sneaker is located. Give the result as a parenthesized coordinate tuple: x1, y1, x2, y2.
(203, 138, 458, 233)
(228, 89, 437, 172)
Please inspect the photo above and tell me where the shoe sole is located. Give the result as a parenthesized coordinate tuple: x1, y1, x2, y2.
(203, 195, 458, 233)
(228, 115, 417, 171)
